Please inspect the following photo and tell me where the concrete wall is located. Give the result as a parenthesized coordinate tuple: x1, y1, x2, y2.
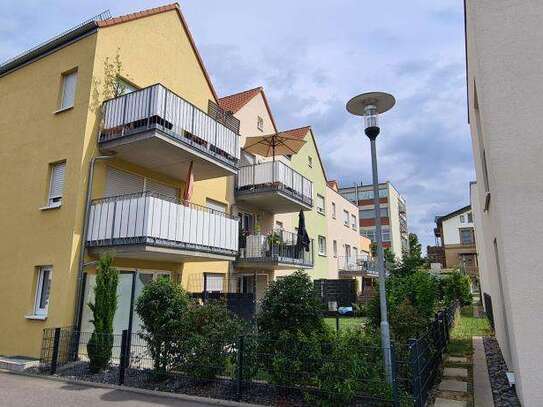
(466, 1, 543, 404)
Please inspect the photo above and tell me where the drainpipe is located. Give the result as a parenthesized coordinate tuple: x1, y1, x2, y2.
(73, 154, 114, 330)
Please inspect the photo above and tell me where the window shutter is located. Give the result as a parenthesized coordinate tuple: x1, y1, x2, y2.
(105, 168, 144, 197)
(145, 179, 179, 201)
(206, 198, 227, 214)
(61, 71, 77, 109)
(49, 162, 65, 205)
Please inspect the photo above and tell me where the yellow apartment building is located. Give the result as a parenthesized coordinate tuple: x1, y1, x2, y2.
(0, 3, 241, 358)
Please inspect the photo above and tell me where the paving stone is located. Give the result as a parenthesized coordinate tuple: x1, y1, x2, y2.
(434, 398, 467, 407)
(447, 356, 469, 363)
(439, 379, 468, 392)
(443, 367, 468, 377)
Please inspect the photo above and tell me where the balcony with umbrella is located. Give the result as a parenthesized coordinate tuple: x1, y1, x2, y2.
(235, 127, 313, 213)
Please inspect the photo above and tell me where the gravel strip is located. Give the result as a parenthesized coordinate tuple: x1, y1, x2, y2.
(482, 336, 521, 407)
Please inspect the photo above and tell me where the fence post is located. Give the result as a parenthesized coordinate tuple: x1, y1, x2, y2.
(236, 335, 245, 401)
(119, 329, 128, 385)
(50, 327, 61, 375)
(391, 344, 400, 407)
(408, 338, 422, 407)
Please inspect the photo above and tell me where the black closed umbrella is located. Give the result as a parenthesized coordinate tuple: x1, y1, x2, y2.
(296, 210, 310, 252)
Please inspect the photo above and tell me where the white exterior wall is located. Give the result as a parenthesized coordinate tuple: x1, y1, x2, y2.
(466, 1, 543, 404)
(442, 210, 474, 246)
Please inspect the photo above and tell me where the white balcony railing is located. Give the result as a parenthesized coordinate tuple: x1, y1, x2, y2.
(100, 84, 240, 165)
(236, 161, 313, 206)
(86, 192, 239, 256)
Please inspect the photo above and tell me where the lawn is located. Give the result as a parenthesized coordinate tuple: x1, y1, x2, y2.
(447, 305, 492, 357)
(324, 317, 367, 331)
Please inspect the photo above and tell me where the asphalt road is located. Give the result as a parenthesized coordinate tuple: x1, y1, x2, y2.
(0, 372, 217, 407)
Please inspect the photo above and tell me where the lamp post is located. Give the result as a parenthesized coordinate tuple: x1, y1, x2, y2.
(346, 92, 395, 384)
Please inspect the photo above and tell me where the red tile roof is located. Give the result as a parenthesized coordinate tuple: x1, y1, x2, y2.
(276, 126, 311, 139)
(218, 87, 262, 113)
(327, 180, 339, 191)
(97, 3, 218, 101)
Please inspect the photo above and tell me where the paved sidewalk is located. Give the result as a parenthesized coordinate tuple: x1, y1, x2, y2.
(473, 336, 494, 407)
(0, 372, 220, 407)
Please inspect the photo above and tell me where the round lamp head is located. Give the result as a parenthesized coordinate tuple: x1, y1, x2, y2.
(346, 92, 395, 139)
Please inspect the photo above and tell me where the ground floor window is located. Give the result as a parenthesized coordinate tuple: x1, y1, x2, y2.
(34, 266, 52, 316)
(204, 273, 224, 293)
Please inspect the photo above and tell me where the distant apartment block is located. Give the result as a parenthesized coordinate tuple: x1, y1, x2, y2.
(338, 181, 408, 259)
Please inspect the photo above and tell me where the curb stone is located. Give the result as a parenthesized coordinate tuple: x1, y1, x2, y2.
(0, 369, 265, 407)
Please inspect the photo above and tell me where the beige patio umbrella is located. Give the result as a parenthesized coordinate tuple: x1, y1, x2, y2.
(243, 130, 307, 160)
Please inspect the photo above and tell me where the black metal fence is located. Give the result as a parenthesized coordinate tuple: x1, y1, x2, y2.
(39, 302, 458, 406)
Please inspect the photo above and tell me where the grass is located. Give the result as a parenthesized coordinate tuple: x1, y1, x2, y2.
(324, 317, 367, 331)
(447, 305, 492, 357)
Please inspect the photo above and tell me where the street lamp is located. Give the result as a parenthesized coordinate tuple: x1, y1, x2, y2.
(346, 91, 395, 384)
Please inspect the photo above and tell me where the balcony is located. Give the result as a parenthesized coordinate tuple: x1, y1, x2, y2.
(235, 161, 313, 213)
(86, 192, 239, 262)
(99, 84, 240, 181)
(235, 229, 313, 270)
(337, 256, 378, 277)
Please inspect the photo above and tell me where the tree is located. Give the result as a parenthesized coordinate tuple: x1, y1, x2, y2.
(87, 254, 119, 373)
(90, 49, 129, 113)
(408, 233, 422, 259)
(135, 277, 191, 376)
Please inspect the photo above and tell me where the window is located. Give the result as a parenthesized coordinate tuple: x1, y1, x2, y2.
(204, 273, 224, 293)
(460, 215, 465, 223)
(332, 202, 336, 219)
(359, 207, 388, 219)
(206, 198, 227, 214)
(318, 235, 326, 256)
(257, 116, 264, 131)
(275, 221, 284, 230)
(316, 194, 325, 215)
(467, 212, 473, 223)
(361, 229, 375, 241)
(308, 156, 313, 168)
(59, 70, 77, 110)
(343, 209, 349, 226)
(33, 267, 52, 317)
(333, 240, 338, 257)
(47, 161, 66, 208)
(460, 228, 475, 245)
(382, 229, 391, 242)
(351, 214, 357, 230)
(345, 244, 351, 259)
(353, 247, 358, 261)
(116, 78, 137, 95)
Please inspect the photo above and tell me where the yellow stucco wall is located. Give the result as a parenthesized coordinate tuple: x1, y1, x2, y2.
(0, 9, 234, 357)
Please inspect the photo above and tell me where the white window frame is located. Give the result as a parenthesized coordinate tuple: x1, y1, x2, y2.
(351, 214, 357, 230)
(316, 194, 325, 215)
(318, 235, 327, 256)
(343, 209, 349, 226)
(59, 70, 77, 111)
(34, 266, 52, 317)
(46, 161, 66, 208)
(459, 214, 465, 223)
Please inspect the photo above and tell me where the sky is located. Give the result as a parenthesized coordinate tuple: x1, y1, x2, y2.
(1, 0, 474, 250)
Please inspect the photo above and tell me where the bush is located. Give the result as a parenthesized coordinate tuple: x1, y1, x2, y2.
(178, 300, 244, 380)
(317, 328, 412, 406)
(135, 277, 191, 376)
(368, 270, 438, 342)
(441, 270, 472, 306)
(257, 270, 326, 338)
(256, 271, 331, 386)
(87, 254, 119, 373)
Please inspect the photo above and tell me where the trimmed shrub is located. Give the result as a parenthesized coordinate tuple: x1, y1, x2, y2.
(441, 270, 472, 306)
(368, 270, 438, 341)
(87, 254, 119, 373)
(135, 277, 191, 376)
(178, 300, 244, 380)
